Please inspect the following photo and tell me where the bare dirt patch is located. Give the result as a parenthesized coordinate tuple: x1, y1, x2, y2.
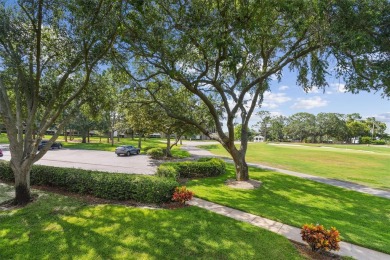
(225, 179, 262, 189)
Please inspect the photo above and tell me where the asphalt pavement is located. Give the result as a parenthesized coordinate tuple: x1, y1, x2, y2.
(0, 145, 157, 175)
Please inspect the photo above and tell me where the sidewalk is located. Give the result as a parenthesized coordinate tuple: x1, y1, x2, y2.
(188, 197, 390, 260)
(181, 142, 390, 199)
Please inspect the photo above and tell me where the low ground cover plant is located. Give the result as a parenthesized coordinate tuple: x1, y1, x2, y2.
(0, 161, 177, 203)
(301, 224, 341, 252)
(172, 186, 194, 204)
(157, 157, 226, 179)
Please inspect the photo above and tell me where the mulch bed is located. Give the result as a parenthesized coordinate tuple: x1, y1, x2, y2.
(291, 241, 344, 259)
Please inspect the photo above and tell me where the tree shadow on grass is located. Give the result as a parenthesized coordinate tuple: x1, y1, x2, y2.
(186, 164, 390, 254)
(0, 194, 302, 259)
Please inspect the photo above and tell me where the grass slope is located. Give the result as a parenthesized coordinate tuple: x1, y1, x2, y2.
(186, 164, 390, 254)
(200, 142, 390, 190)
(0, 191, 302, 260)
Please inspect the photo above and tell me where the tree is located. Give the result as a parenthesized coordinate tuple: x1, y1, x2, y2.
(315, 113, 347, 142)
(285, 113, 316, 142)
(0, 0, 122, 205)
(119, 1, 389, 181)
(255, 111, 271, 141)
(122, 84, 205, 155)
(268, 115, 287, 142)
(234, 124, 255, 142)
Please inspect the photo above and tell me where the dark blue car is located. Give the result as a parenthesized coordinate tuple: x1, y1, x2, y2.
(38, 140, 62, 150)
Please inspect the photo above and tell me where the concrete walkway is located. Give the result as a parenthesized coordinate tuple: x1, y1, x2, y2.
(188, 197, 390, 260)
(181, 141, 390, 199)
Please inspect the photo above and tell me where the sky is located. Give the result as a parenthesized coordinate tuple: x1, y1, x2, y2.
(247, 69, 390, 134)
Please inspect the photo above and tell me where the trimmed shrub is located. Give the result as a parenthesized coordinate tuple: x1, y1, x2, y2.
(0, 162, 178, 203)
(301, 224, 341, 252)
(196, 157, 215, 162)
(142, 146, 157, 153)
(372, 140, 386, 145)
(147, 147, 165, 158)
(156, 165, 179, 179)
(360, 136, 372, 144)
(158, 158, 226, 178)
(0, 161, 13, 181)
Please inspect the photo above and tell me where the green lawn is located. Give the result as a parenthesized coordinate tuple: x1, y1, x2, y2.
(186, 164, 390, 254)
(0, 187, 303, 260)
(200, 142, 390, 190)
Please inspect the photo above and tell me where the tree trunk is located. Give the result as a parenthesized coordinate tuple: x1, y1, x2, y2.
(111, 130, 114, 146)
(223, 135, 249, 181)
(166, 133, 172, 157)
(11, 160, 32, 205)
(81, 132, 87, 143)
(64, 128, 68, 142)
(138, 135, 142, 149)
(230, 148, 249, 181)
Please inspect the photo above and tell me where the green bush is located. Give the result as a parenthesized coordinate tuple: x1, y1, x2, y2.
(156, 165, 179, 179)
(0, 161, 177, 203)
(142, 146, 157, 153)
(0, 161, 13, 181)
(147, 147, 165, 158)
(372, 140, 386, 145)
(196, 157, 215, 162)
(158, 158, 226, 178)
(360, 136, 372, 144)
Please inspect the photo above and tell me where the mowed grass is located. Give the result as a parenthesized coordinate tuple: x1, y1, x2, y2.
(200, 142, 390, 190)
(0, 190, 303, 260)
(186, 164, 390, 254)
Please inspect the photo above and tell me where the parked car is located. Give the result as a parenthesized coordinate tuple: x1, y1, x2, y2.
(0, 148, 3, 157)
(38, 140, 62, 150)
(115, 145, 140, 156)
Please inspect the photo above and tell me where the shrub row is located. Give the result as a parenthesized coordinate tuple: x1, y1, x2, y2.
(157, 157, 226, 179)
(360, 137, 386, 145)
(0, 161, 178, 203)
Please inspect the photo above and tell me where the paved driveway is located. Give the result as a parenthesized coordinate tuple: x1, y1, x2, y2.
(0, 146, 157, 175)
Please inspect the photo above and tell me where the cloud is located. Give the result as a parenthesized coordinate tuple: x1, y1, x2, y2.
(304, 86, 320, 94)
(330, 83, 347, 93)
(374, 112, 390, 123)
(262, 92, 292, 109)
(292, 96, 328, 109)
(279, 85, 289, 91)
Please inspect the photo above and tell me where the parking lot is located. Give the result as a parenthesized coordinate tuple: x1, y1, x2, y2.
(0, 146, 157, 175)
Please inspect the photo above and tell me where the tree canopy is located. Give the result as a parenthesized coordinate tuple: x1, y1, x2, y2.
(0, 0, 124, 204)
(118, 0, 389, 180)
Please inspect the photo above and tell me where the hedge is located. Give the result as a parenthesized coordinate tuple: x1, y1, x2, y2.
(0, 161, 178, 203)
(157, 157, 226, 179)
(372, 140, 386, 145)
(147, 147, 165, 158)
